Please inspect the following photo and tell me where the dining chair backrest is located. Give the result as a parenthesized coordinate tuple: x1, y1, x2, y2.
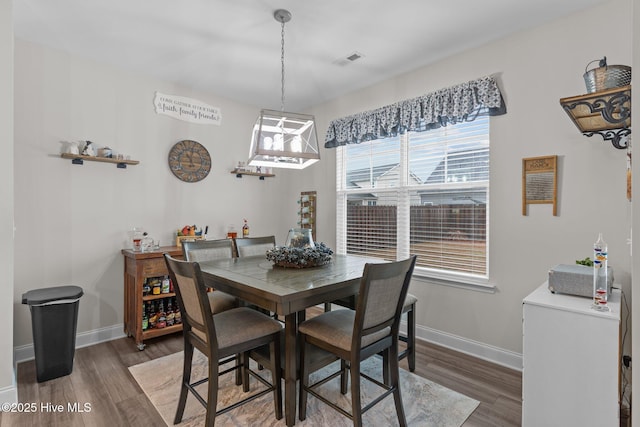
(354, 256, 417, 349)
(234, 236, 276, 258)
(182, 238, 235, 262)
(165, 253, 283, 426)
(164, 254, 217, 348)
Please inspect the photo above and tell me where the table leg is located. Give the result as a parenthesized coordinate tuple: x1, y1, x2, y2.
(284, 313, 297, 426)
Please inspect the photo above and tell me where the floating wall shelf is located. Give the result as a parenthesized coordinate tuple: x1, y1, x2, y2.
(559, 85, 631, 149)
(61, 153, 140, 168)
(230, 169, 275, 180)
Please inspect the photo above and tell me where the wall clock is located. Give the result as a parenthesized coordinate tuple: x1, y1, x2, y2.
(168, 140, 211, 182)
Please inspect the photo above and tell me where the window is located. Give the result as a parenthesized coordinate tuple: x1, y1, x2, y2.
(336, 114, 490, 283)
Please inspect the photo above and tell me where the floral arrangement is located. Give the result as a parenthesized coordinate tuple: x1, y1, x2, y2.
(266, 242, 334, 268)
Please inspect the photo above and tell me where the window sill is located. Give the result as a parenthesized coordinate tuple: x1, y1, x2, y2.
(412, 272, 496, 293)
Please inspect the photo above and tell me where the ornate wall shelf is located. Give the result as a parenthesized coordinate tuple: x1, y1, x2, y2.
(61, 153, 139, 168)
(559, 85, 631, 149)
(230, 169, 275, 180)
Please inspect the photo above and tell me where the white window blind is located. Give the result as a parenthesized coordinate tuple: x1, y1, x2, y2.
(337, 114, 490, 281)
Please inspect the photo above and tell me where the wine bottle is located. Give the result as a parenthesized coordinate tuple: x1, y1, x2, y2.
(242, 219, 250, 238)
(166, 299, 175, 327)
(156, 300, 167, 329)
(142, 303, 149, 331)
(148, 301, 158, 329)
(174, 298, 182, 325)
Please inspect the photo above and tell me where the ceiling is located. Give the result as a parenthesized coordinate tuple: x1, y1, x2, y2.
(13, 0, 609, 111)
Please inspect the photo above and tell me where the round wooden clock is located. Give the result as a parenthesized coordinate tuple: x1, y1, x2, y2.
(168, 140, 211, 182)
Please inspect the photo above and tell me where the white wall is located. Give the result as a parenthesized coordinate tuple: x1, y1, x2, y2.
(11, 0, 633, 369)
(1, 0, 16, 401)
(12, 40, 301, 347)
(310, 0, 633, 360)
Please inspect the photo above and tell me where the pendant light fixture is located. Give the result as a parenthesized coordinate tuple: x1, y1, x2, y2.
(248, 9, 320, 170)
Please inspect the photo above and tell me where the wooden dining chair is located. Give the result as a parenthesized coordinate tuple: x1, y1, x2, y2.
(298, 255, 417, 427)
(233, 235, 276, 258)
(233, 236, 278, 320)
(181, 239, 239, 314)
(164, 254, 283, 427)
(325, 292, 418, 373)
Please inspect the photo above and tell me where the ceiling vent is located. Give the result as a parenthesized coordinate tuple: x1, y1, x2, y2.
(333, 51, 364, 66)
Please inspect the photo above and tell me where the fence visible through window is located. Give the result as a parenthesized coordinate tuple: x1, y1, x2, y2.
(346, 204, 487, 275)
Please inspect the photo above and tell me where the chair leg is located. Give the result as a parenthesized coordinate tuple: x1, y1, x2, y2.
(174, 341, 193, 424)
(407, 303, 415, 372)
(242, 352, 251, 393)
(298, 334, 309, 421)
(340, 359, 349, 394)
(270, 338, 283, 420)
(350, 359, 363, 427)
(382, 347, 390, 385)
(390, 343, 407, 427)
(235, 354, 243, 386)
(205, 348, 219, 427)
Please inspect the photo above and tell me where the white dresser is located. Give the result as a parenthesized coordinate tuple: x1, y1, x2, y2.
(522, 282, 621, 427)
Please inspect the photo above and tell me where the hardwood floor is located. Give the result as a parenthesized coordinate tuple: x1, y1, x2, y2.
(3, 312, 522, 427)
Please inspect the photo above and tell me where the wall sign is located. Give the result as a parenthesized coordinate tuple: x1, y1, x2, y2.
(522, 155, 558, 216)
(153, 92, 222, 125)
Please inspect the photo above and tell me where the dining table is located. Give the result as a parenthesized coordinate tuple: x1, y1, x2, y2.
(198, 253, 384, 426)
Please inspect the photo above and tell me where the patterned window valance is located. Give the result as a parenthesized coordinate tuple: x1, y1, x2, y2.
(324, 75, 506, 148)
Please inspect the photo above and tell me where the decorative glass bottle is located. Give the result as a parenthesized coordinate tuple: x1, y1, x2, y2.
(285, 228, 315, 249)
(242, 219, 250, 238)
(592, 233, 609, 311)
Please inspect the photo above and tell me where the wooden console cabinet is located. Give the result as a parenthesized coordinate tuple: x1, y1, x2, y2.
(122, 246, 183, 350)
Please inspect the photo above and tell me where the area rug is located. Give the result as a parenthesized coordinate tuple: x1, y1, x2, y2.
(129, 350, 479, 426)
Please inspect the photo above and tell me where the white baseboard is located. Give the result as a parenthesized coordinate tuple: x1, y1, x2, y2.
(14, 324, 126, 364)
(331, 303, 523, 371)
(0, 380, 17, 404)
(416, 324, 523, 372)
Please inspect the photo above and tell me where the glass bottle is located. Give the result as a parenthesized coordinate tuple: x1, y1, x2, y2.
(285, 228, 315, 248)
(142, 279, 151, 297)
(161, 276, 171, 294)
(142, 303, 149, 331)
(129, 227, 144, 251)
(592, 233, 610, 311)
(166, 299, 175, 327)
(242, 219, 250, 238)
(141, 232, 154, 252)
(148, 301, 158, 329)
(173, 298, 182, 325)
(156, 300, 167, 329)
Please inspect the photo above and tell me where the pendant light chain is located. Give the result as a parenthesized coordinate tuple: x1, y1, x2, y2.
(280, 19, 286, 112)
(248, 9, 320, 170)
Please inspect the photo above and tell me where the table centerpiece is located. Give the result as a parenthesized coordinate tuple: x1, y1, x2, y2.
(266, 228, 333, 268)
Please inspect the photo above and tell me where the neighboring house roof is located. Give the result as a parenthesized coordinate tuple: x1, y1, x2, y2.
(347, 156, 488, 206)
(423, 149, 488, 185)
(347, 164, 396, 187)
(347, 164, 423, 188)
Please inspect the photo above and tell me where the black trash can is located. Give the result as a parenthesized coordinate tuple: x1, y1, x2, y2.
(22, 285, 83, 382)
